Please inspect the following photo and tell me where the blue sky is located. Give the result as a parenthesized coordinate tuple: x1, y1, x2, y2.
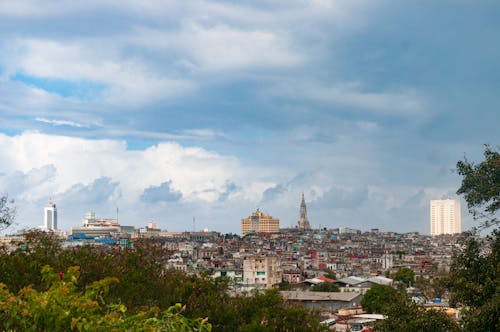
(0, 0, 499, 234)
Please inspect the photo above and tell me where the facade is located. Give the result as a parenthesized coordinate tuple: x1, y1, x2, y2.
(430, 199, 461, 236)
(241, 209, 280, 235)
(298, 193, 311, 230)
(243, 255, 282, 289)
(44, 201, 57, 231)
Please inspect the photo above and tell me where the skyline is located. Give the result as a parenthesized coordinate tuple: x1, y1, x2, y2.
(1, 1, 499, 234)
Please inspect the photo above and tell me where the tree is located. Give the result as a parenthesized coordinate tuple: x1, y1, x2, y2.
(447, 230, 500, 331)
(322, 269, 336, 280)
(0, 195, 15, 231)
(375, 299, 459, 332)
(0, 266, 212, 331)
(311, 282, 339, 292)
(456, 145, 500, 230)
(393, 267, 415, 287)
(360, 284, 402, 314)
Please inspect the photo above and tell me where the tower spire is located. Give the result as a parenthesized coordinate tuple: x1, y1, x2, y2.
(298, 193, 311, 230)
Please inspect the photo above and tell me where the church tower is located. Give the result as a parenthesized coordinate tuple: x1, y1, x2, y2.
(298, 193, 311, 230)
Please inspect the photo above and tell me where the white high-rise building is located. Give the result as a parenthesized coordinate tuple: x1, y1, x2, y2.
(430, 199, 461, 236)
(44, 201, 57, 231)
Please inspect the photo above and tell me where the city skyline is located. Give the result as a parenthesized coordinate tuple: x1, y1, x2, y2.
(1, 1, 499, 234)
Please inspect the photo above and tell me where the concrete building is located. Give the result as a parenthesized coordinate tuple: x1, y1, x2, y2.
(241, 209, 280, 236)
(280, 291, 362, 313)
(71, 211, 121, 238)
(243, 255, 282, 289)
(430, 199, 461, 236)
(44, 201, 57, 231)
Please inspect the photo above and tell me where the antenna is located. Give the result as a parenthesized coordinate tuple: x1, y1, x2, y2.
(116, 205, 119, 224)
(193, 216, 195, 232)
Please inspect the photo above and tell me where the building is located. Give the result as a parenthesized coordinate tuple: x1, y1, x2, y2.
(430, 199, 461, 236)
(280, 291, 362, 313)
(243, 255, 282, 289)
(298, 193, 311, 230)
(44, 201, 57, 231)
(71, 211, 121, 238)
(241, 209, 280, 236)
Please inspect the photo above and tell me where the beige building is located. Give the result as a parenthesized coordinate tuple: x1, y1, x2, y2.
(243, 255, 282, 289)
(241, 209, 280, 235)
(430, 199, 461, 236)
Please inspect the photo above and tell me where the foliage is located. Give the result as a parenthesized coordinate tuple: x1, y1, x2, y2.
(311, 282, 339, 292)
(456, 145, 500, 230)
(0, 266, 211, 331)
(393, 267, 415, 287)
(414, 274, 449, 301)
(360, 284, 402, 314)
(448, 230, 500, 331)
(0, 195, 15, 230)
(0, 231, 325, 331)
(375, 298, 459, 332)
(230, 289, 327, 332)
(322, 269, 336, 280)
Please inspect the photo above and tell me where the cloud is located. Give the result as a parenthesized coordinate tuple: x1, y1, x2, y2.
(218, 181, 239, 202)
(59, 177, 120, 205)
(312, 185, 369, 209)
(35, 117, 87, 128)
(2, 38, 195, 105)
(267, 80, 425, 116)
(140, 180, 182, 203)
(0, 164, 57, 201)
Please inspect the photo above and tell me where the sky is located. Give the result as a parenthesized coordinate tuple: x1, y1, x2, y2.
(0, 0, 499, 235)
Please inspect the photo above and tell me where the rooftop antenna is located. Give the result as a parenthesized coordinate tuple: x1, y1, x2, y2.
(193, 216, 195, 232)
(116, 205, 119, 224)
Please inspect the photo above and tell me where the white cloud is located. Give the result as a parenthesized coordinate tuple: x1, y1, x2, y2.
(2, 38, 195, 106)
(35, 117, 87, 128)
(0, 131, 272, 206)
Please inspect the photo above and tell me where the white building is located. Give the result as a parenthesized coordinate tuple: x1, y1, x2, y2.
(44, 201, 57, 231)
(430, 199, 461, 236)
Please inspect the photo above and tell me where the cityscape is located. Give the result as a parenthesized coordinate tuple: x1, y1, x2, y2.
(0, 1, 498, 331)
(0, 194, 469, 328)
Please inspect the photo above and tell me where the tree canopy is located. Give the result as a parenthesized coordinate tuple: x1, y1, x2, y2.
(310, 282, 339, 292)
(0, 195, 15, 231)
(456, 145, 500, 230)
(447, 230, 500, 331)
(393, 267, 415, 287)
(0, 231, 326, 332)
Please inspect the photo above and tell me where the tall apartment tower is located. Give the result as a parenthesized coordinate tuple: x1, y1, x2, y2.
(44, 201, 58, 231)
(430, 199, 461, 236)
(298, 193, 311, 230)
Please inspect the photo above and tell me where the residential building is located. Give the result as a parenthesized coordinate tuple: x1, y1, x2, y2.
(44, 201, 57, 231)
(430, 199, 461, 236)
(241, 209, 280, 235)
(243, 255, 282, 289)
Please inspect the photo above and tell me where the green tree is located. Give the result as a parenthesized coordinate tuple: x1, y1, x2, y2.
(360, 284, 401, 314)
(0, 266, 212, 331)
(456, 145, 500, 230)
(393, 267, 415, 287)
(311, 282, 339, 292)
(0, 195, 15, 230)
(322, 269, 336, 280)
(375, 297, 459, 332)
(448, 230, 500, 331)
(0, 232, 325, 331)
